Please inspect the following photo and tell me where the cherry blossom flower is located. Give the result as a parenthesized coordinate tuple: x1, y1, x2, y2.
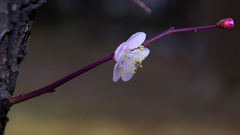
(113, 32, 150, 82)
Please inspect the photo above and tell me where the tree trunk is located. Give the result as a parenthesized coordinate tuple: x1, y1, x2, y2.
(0, 0, 46, 134)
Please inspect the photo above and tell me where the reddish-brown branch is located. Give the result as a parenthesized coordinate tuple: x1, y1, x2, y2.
(10, 53, 114, 105)
(10, 20, 231, 106)
(142, 24, 219, 47)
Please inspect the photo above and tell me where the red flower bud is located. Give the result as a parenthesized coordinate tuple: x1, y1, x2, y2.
(219, 18, 234, 28)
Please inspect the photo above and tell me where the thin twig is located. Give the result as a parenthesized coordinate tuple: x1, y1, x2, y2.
(10, 23, 223, 106)
(10, 54, 114, 105)
(143, 24, 219, 47)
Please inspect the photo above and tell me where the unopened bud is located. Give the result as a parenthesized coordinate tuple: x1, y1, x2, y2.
(218, 18, 234, 28)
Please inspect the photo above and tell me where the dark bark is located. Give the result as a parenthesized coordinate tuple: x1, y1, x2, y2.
(0, 0, 46, 134)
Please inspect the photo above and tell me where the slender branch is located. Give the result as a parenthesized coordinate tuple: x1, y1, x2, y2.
(10, 19, 232, 106)
(143, 24, 219, 47)
(10, 53, 114, 105)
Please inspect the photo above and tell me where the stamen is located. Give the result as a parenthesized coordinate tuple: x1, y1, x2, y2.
(119, 45, 148, 78)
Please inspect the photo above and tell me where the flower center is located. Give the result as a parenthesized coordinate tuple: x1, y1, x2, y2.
(119, 45, 147, 75)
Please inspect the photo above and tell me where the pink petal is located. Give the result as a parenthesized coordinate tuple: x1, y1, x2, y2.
(114, 42, 127, 62)
(224, 18, 234, 28)
(113, 62, 122, 82)
(132, 48, 150, 60)
(121, 61, 135, 82)
(126, 32, 146, 50)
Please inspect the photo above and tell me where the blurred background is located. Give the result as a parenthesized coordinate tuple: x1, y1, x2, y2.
(6, 0, 240, 135)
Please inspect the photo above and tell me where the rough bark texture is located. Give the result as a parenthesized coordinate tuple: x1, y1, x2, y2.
(0, 0, 46, 134)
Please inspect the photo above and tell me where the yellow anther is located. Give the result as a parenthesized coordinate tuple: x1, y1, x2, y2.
(129, 69, 131, 71)
(126, 69, 128, 71)
(131, 71, 133, 74)
(120, 72, 122, 75)
(127, 72, 129, 74)
(130, 63, 132, 65)
(134, 71, 136, 74)
(142, 56, 145, 59)
(119, 65, 122, 68)
(140, 65, 142, 68)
